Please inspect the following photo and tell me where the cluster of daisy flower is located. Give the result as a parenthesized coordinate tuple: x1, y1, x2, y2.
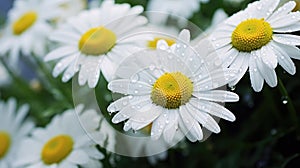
(0, 0, 300, 166)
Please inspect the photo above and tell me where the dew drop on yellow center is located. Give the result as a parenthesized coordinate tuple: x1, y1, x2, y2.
(78, 26, 117, 56)
(0, 131, 11, 159)
(231, 18, 273, 52)
(147, 37, 176, 49)
(41, 135, 74, 165)
(12, 11, 38, 35)
(151, 72, 193, 109)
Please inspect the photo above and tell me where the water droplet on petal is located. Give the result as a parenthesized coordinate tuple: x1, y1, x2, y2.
(281, 96, 288, 104)
(149, 64, 155, 71)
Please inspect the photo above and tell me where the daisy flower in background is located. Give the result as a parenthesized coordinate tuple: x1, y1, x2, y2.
(107, 29, 239, 143)
(0, 0, 67, 66)
(44, 0, 148, 88)
(147, 0, 210, 24)
(209, 0, 300, 92)
(15, 105, 105, 168)
(0, 98, 34, 168)
(56, 0, 87, 22)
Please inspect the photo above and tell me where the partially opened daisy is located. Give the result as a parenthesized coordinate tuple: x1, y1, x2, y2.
(147, 0, 209, 24)
(209, 0, 300, 92)
(0, 0, 66, 65)
(44, 0, 148, 88)
(0, 98, 34, 168)
(107, 29, 239, 143)
(15, 105, 104, 168)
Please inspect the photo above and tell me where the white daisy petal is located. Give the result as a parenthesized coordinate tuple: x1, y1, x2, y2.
(193, 68, 238, 91)
(107, 95, 149, 113)
(163, 111, 179, 143)
(130, 105, 162, 127)
(177, 29, 190, 44)
(271, 42, 296, 75)
(186, 103, 220, 133)
(190, 98, 236, 122)
(268, 1, 296, 23)
(222, 48, 239, 68)
(52, 55, 77, 77)
(271, 12, 300, 29)
(273, 22, 300, 33)
(108, 79, 152, 95)
(249, 53, 264, 92)
(244, 0, 279, 19)
(273, 34, 300, 46)
(151, 109, 169, 140)
(256, 56, 278, 87)
(228, 52, 250, 86)
(193, 90, 239, 102)
(179, 106, 203, 141)
(275, 42, 300, 60)
(67, 150, 89, 164)
(44, 46, 78, 62)
(58, 161, 77, 168)
(62, 61, 78, 82)
(260, 45, 277, 69)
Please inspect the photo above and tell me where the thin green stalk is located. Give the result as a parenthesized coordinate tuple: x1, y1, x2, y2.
(277, 77, 298, 128)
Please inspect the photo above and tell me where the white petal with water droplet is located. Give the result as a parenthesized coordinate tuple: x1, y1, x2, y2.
(193, 90, 239, 102)
(273, 34, 300, 46)
(108, 79, 152, 95)
(189, 98, 236, 122)
(271, 42, 296, 75)
(249, 52, 264, 92)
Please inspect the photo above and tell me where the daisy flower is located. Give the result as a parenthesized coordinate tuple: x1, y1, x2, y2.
(56, 0, 87, 22)
(44, 0, 148, 88)
(0, 98, 34, 168)
(147, 0, 209, 24)
(0, 0, 66, 65)
(107, 29, 239, 143)
(209, 0, 300, 92)
(15, 105, 104, 168)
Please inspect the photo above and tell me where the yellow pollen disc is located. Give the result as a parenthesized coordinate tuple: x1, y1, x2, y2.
(147, 37, 176, 49)
(79, 26, 117, 56)
(0, 131, 11, 159)
(41, 135, 74, 165)
(12, 11, 38, 35)
(151, 72, 193, 109)
(231, 18, 273, 52)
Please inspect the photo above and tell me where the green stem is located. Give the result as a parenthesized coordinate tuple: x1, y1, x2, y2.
(277, 77, 298, 128)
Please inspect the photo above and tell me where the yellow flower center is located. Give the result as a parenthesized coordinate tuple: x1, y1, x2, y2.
(12, 11, 38, 35)
(41, 135, 74, 165)
(78, 27, 117, 56)
(0, 131, 11, 159)
(147, 37, 176, 49)
(293, 0, 300, 12)
(151, 72, 193, 109)
(231, 18, 273, 52)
